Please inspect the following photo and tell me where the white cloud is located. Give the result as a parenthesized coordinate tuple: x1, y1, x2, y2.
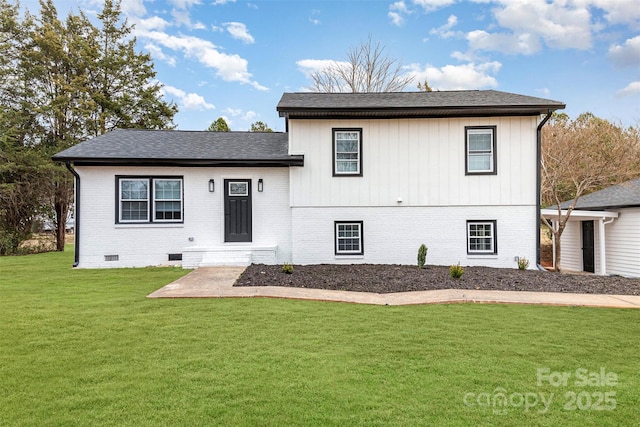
(162, 86, 215, 110)
(120, 0, 146, 17)
(492, 1, 593, 50)
(309, 18, 320, 25)
(171, 9, 205, 29)
(296, 59, 349, 77)
(467, 30, 541, 54)
(388, 11, 404, 26)
(169, 0, 201, 9)
(430, 14, 458, 38)
(586, 0, 640, 26)
(131, 16, 171, 32)
(406, 61, 501, 90)
(222, 108, 257, 123)
(412, 0, 457, 12)
(224, 22, 255, 44)
(135, 30, 267, 90)
(616, 81, 640, 97)
(144, 43, 177, 66)
(213, 0, 236, 4)
(608, 36, 640, 68)
(388, 1, 410, 26)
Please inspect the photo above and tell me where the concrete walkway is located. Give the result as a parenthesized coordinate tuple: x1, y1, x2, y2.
(147, 267, 640, 309)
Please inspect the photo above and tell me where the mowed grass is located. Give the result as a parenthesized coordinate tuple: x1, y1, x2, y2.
(1, 248, 639, 426)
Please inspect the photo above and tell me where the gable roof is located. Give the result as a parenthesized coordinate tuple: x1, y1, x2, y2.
(277, 90, 565, 119)
(559, 178, 640, 210)
(52, 129, 304, 167)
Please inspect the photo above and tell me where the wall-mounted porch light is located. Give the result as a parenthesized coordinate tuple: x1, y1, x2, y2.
(208, 179, 215, 192)
(258, 178, 263, 192)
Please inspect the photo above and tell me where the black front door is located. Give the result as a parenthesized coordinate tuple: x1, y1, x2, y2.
(224, 179, 252, 242)
(581, 220, 595, 273)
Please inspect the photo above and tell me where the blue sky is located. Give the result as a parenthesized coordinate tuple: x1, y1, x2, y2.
(20, 0, 640, 132)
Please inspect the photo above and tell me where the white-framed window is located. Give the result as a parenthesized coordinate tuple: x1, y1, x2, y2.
(333, 128, 362, 176)
(120, 178, 150, 222)
(467, 220, 497, 254)
(465, 126, 496, 175)
(335, 221, 363, 255)
(154, 179, 183, 221)
(117, 176, 183, 224)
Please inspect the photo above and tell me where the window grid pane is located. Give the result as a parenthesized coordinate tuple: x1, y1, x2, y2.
(120, 179, 149, 222)
(154, 179, 182, 221)
(467, 129, 494, 173)
(336, 223, 362, 254)
(468, 222, 495, 253)
(335, 131, 360, 174)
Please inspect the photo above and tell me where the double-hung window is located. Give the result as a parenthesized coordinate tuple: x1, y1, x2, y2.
(335, 221, 364, 255)
(467, 220, 497, 254)
(333, 128, 362, 176)
(117, 176, 183, 224)
(465, 126, 496, 175)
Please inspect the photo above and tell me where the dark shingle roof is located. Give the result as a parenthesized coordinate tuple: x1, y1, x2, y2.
(277, 90, 565, 118)
(52, 129, 303, 166)
(559, 178, 640, 210)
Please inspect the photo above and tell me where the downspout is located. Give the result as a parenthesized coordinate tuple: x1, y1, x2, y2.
(65, 162, 80, 267)
(536, 110, 553, 269)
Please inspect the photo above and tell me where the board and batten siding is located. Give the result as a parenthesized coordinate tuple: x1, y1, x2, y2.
(288, 117, 538, 207)
(74, 166, 292, 268)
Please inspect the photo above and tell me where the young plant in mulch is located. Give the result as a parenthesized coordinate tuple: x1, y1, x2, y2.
(281, 263, 293, 274)
(449, 263, 464, 279)
(417, 244, 428, 269)
(517, 257, 530, 270)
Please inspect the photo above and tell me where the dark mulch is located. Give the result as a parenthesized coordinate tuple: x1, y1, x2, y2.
(234, 264, 640, 296)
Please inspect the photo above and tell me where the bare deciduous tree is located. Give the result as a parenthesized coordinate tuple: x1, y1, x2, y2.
(309, 36, 413, 93)
(541, 112, 640, 271)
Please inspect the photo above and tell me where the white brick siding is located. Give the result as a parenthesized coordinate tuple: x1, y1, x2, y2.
(74, 166, 292, 268)
(291, 205, 536, 268)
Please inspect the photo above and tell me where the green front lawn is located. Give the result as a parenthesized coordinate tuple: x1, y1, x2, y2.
(1, 248, 638, 426)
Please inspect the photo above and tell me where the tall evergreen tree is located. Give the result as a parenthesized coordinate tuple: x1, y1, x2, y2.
(0, 0, 178, 253)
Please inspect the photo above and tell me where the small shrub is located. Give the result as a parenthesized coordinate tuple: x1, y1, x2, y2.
(417, 244, 428, 269)
(517, 257, 530, 270)
(449, 263, 464, 279)
(281, 263, 293, 274)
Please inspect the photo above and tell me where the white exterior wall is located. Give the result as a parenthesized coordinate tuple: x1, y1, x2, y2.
(74, 166, 292, 268)
(289, 116, 539, 267)
(288, 117, 538, 207)
(606, 208, 640, 277)
(291, 205, 536, 267)
(558, 221, 586, 272)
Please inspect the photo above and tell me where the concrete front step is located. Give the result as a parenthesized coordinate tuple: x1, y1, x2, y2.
(182, 245, 278, 268)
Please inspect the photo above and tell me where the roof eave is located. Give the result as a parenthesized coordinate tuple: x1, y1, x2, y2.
(278, 105, 566, 119)
(53, 156, 305, 167)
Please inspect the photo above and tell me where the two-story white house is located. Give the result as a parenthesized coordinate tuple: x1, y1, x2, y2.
(53, 90, 564, 268)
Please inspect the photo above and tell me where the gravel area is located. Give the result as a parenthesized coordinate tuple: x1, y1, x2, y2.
(234, 264, 640, 296)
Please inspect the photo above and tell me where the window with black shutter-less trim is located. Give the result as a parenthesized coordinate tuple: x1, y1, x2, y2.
(116, 176, 183, 224)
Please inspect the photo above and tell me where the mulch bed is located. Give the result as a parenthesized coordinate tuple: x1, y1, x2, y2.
(234, 264, 640, 296)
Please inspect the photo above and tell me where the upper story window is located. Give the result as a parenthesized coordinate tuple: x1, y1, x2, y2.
(333, 128, 362, 176)
(117, 176, 183, 224)
(465, 126, 497, 175)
